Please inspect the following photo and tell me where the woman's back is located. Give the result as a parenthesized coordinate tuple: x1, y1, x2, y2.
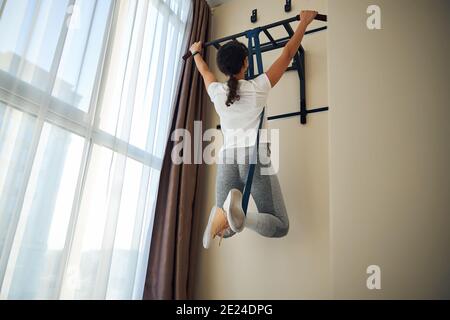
(207, 73, 272, 149)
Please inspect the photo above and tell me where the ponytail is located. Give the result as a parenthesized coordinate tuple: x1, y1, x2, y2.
(226, 75, 240, 106)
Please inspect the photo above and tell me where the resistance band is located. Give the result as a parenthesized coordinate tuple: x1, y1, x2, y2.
(241, 108, 265, 215)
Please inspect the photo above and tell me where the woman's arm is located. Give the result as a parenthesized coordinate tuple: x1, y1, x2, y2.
(265, 10, 317, 88)
(190, 41, 217, 90)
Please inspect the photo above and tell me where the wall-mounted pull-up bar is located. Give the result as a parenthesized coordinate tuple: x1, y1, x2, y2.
(183, 13, 329, 125)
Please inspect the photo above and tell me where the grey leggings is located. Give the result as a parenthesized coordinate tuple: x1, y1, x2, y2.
(216, 144, 289, 238)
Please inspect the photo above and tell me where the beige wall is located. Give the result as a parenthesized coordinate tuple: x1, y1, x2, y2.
(194, 0, 450, 300)
(193, 0, 331, 299)
(328, 0, 450, 298)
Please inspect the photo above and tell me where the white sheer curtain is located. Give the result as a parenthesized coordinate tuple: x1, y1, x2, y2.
(0, 0, 192, 299)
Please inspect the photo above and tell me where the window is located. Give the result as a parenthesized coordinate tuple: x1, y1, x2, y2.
(0, 0, 191, 299)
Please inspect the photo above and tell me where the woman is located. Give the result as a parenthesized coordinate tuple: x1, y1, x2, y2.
(190, 10, 318, 249)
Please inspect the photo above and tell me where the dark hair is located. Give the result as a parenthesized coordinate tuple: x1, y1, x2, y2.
(216, 41, 248, 106)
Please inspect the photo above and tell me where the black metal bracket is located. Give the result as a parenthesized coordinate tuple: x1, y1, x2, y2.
(251, 9, 257, 23)
(183, 14, 329, 126)
(285, 0, 292, 12)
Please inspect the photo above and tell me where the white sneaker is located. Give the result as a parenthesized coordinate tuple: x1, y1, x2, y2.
(223, 189, 245, 233)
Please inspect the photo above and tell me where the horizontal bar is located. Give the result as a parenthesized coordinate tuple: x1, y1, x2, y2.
(248, 61, 300, 78)
(315, 14, 327, 22)
(267, 111, 301, 121)
(258, 26, 327, 53)
(262, 15, 299, 30)
(259, 36, 290, 52)
(208, 31, 248, 46)
(267, 107, 329, 121)
(306, 106, 329, 114)
(260, 13, 326, 31)
(305, 26, 328, 35)
(216, 106, 329, 128)
(182, 14, 327, 60)
(182, 30, 247, 60)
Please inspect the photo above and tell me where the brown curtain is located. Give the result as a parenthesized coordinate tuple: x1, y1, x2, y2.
(143, 0, 210, 300)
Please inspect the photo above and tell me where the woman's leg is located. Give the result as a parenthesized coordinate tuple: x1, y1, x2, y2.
(215, 161, 244, 238)
(239, 146, 289, 238)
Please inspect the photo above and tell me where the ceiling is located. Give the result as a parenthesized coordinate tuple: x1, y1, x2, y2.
(206, 0, 231, 8)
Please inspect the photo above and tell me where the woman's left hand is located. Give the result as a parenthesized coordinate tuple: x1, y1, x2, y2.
(190, 41, 202, 54)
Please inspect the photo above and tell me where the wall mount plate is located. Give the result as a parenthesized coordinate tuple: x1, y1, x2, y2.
(251, 9, 257, 23)
(285, 0, 292, 12)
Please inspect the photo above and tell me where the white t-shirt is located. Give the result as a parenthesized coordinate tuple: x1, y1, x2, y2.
(207, 73, 272, 150)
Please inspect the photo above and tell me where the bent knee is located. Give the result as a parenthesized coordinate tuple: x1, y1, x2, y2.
(273, 221, 289, 238)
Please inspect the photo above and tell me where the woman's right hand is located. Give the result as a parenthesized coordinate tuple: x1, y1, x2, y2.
(190, 41, 202, 54)
(300, 10, 318, 26)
